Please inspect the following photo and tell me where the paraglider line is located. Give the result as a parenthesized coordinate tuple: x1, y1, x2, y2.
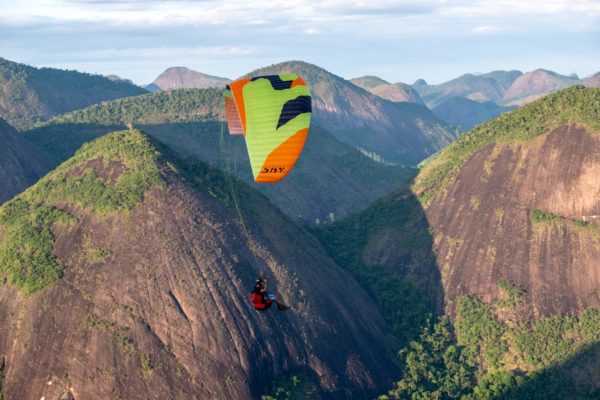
(219, 118, 263, 269)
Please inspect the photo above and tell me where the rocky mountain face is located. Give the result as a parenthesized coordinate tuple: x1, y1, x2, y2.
(419, 87, 600, 318)
(0, 118, 52, 204)
(316, 86, 600, 396)
(432, 97, 516, 131)
(0, 130, 399, 400)
(0, 57, 147, 130)
(350, 77, 424, 104)
(24, 88, 416, 224)
(146, 67, 231, 91)
(502, 69, 580, 105)
(327, 86, 600, 320)
(245, 61, 459, 166)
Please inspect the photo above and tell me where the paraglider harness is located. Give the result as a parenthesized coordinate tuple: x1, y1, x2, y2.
(250, 273, 275, 311)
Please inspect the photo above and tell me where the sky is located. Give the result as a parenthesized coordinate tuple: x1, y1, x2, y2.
(1, 0, 599, 85)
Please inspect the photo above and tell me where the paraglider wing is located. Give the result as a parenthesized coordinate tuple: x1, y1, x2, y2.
(225, 74, 312, 183)
(225, 88, 244, 136)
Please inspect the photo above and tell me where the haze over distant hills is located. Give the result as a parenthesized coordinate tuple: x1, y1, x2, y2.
(411, 70, 523, 107)
(409, 68, 598, 108)
(400, 68, 599, 130)
(350, 76, 424, 104)
(584, 72, 600, 87)
(432, 97, 517, 131)
(501, 69, 581, 105)
(0, 58, 147, 130)
(145, 66, 231, 92)
(347, 68, 599, 132)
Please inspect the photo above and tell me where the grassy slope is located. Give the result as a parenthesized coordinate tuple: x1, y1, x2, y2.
(0, 130, 163, 293)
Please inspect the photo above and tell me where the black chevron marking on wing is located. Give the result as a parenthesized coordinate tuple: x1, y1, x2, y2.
(277, 95, 311, 130)
(251, 75, 293, 90)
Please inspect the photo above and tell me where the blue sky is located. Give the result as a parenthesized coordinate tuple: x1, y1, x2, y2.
(1, 0, 598, 84)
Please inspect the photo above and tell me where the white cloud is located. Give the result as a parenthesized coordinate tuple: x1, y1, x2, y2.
(1, 0, 598, 84)
(472, 25, 502, 34)
(81, 46, 254, 59)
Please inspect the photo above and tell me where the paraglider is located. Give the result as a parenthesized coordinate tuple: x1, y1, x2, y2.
(250, 271, 290, 311)
(224, 74, 312, 183)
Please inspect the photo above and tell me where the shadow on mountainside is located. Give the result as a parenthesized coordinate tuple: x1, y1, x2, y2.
(311, 182, 443, 348)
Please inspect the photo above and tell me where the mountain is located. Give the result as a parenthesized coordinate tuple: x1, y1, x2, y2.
(0, 57, 147, 130)
(0, 118, 52, 204)
(479, 70, 525, 93)
(415, 85, 600, 317)
(350, 77, 424, 104)
(349, 75, 389, 90)
(245, 61, 459, 166)
(370, 82, 424, 104)
(583, 72, 600, 87)
(105, 74, 134, 85)
(146, 66, 231, 91)
(412, 70, 523, 107)
(318, 86, 600, 397)
(24, 88, 416, 223)
(432, 97, 517, 131)
(0, 129, 399, 399)
(502, 69, 580, 105)
(324, 86, 600, 318)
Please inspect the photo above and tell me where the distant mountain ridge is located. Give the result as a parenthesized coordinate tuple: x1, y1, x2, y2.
(412, 70, 523, 108)
(0, 57, 147, 130)
(502, 69, 581, 105)
(146, 66, 231, 91)
(410, 68, 598, 130)
(584, 72, 600, 87)
(350, 76, 424, 104)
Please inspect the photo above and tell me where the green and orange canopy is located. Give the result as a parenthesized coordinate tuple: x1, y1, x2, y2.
(225, 74, 312, 183)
